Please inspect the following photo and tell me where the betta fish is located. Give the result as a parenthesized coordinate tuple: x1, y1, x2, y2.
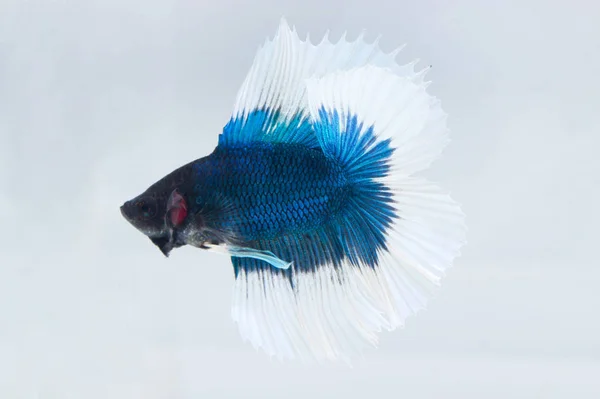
(120, 18, 466, 363)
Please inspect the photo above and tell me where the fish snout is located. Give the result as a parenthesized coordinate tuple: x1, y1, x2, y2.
(120, 202, 132, 220)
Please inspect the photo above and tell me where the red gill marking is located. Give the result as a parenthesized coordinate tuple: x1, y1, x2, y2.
(170, 206, 188, 226)
(167, 189, 188, 227)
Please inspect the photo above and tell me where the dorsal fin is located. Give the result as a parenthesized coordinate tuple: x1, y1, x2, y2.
(217, 18, 418, 148)
(219, 108, 317, 148)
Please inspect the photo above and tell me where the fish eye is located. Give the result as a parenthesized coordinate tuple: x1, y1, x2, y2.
(135, 198, 157, 220)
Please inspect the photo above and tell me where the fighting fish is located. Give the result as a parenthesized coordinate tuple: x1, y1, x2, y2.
(120, 18, 466, 363)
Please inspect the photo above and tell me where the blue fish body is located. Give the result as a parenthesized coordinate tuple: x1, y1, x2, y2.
(189, 124, 393, 275)
(194, 142, 348, 244)
(120, 19, 466, 363)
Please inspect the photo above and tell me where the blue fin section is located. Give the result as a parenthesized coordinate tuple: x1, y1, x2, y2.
(313, 108, 394, 182)
(231, 189, 396, 280)
(218, 108, 319, 148)
(230, 201, 393, 281)
(232, 258, 289, 280)
(232, 222, 349, 283)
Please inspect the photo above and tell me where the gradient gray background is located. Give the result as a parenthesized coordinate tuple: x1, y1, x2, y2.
(1, 0, 599, 397)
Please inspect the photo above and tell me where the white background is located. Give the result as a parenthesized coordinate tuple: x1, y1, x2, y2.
(1, 0, 599, 397)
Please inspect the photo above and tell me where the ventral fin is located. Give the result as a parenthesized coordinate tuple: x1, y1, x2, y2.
(229, 246, 292, 270)
(202, 242, 292, 271)
(150, 236, 173, 257)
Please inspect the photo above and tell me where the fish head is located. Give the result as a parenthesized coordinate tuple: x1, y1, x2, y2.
(120, 159, 232, 256)
(121, 185, 191, 257)
(120, 191, 168, 239)
(120, 161, 198, 256)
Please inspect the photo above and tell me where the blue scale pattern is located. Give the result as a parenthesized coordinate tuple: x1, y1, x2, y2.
(192, 143, 349, 243)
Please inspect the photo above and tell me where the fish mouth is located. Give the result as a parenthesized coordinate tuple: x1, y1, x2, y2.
(120, 203, 132, 222)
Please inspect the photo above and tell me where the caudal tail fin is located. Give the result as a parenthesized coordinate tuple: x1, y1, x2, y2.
(306, 64, 466, 325)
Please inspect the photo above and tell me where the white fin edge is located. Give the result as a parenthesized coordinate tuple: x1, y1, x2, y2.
(306, 65, 448, 175)
(232, 18, 425, 124)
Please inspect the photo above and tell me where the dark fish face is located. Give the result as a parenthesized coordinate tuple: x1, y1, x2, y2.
(120, 160, 206, 256)
(121, 191, 179, 256)
(120, 194, 166, 238)
(121, 181, 192, 257)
